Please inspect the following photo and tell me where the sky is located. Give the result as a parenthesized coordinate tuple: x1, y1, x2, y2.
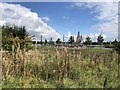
(0, 1, 118, 42)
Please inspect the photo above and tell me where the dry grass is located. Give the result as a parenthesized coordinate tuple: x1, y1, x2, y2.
(2, 44, 119, 88)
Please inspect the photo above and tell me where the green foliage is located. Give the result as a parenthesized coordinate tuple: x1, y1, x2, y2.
(45, 39, 47, 44)
(104, 44, 114, 48)
(2, 25, 32, 51)
(112, 39, 117, 44)
(2, 47, 119, 88)
(84, 36, 92, 46)
(68, 36, 74, 44)
(49, 37, 54, 45)
(56, 38, 62, 44)
(113, 41, 120, 54)
(97, 34, 104, 45)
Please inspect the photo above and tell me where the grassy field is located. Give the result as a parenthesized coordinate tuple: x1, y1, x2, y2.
(2, 46, 120, 88)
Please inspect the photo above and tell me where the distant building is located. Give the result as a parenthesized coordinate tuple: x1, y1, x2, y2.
(76, 32, 83, 45)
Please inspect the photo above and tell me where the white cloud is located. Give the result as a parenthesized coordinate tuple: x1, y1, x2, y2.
(65, 32, 71, 41)
(72, 2, 118, 41)
(0, 2, 60, 41)
(65, 32, 77, 42)
(41, 17, 50, 22)
(65, 32, 108, 42)
(66, 32, 71, 38)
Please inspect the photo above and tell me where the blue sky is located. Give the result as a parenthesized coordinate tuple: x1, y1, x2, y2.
(0, 2, 118, 41)
(10, 2, 98, 37)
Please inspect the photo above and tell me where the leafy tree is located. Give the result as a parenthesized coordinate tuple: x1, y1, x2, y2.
(56, 38, 62, 44)
(97, 34, 104, 46)
(84, 36, 92, 46)
(112, 39, 117, 44)
(68, 36, 74, 44)
(45, 39, 47, 44)
(2, 25, 32, 51)
(49, 37, 54, 45)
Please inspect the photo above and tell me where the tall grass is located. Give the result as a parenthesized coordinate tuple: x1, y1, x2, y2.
(0, 27, 2, 89)
(2, 44, 119, 88)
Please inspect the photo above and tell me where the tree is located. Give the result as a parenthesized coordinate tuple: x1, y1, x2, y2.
(113, 41, 120, 54)
(39, 35, 44, 45)
(45, 39, 47, 44)
(76, 32, 82, 44)
(56, 38, 62, 44)
(62, 34, 65, 44)
(84, 36, 92, 46)
(76, 32, 80, 43)
(2, 25, 32, 51)
(97, 34, 104, 46)
(112, 39, 117, 44)
(49, 37, 54, 45)
(68, 36, 74, 44)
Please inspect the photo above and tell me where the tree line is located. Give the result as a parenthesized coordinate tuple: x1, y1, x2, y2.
(32, 33, 104, 46)
(1, 25, 120, 54)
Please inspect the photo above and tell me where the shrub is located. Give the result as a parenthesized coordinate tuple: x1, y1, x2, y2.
(113, 42, 120, 54)
(104, 44, 114, 48)
(2, 25, 33, 51)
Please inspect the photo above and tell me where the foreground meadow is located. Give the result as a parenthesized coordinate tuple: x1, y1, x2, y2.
(2, 46, 120, 88)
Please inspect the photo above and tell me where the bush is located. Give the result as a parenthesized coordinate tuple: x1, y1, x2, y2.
(113, 42, 120, 54)
(2, 25, 33, 51)
(104, 44, 114, 48)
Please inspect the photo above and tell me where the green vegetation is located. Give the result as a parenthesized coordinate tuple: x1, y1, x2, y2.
(97, 34, 104, 46)
(2, 46, 119, 88)
(2, 25, 33, 51)
(113, 42, 120, 54)
(68, 36, 74, 44)
(49, 37, 54, 45)
(1, 25, 120, 88)
(84, 36, 92, 46)
(56, 38, 62, 44)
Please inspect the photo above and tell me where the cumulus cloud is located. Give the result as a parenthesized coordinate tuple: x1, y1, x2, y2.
(41, 17, 50, 22)
(0, 2, 60, 41)
(72, 2, 118, 41)
(65, 32, 72, 41)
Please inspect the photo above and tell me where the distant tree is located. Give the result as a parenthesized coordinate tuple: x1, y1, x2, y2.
(84, 36, 92, 46)
(49, 37, 54, 45)
(32, 41, 36, 45)
(56, 38, 62, 44)
(68, 36, 74, 44)
(76, 32, 82, 44)
(45, 39, 47, 44)
(40, 35, 43, 45)
(92, 42, 98, 45)
(97, 34, 104, 46)
(62, 34, 65, 45)
(76, 32, 80, 43)
(112, 39, 117, 44)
